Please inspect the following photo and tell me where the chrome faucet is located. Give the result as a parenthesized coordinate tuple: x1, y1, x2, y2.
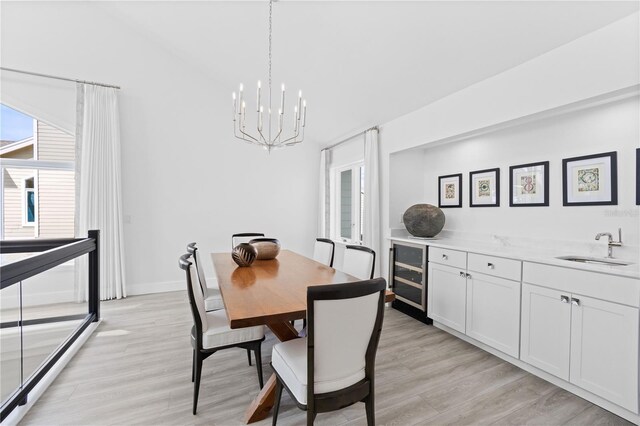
(595, 228, 623, 258)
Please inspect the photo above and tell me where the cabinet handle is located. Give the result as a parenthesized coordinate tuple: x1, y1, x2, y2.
(487, 263, 494, 269)
(466, 273, 472, 279)
(560, 295, 569, 304)
(459, 271, 466, 277)
(571, 298, 580, 306)
(442, 254, 448, 260)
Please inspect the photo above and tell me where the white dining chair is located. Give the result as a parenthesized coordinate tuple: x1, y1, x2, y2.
(187, 242, 256, 366)
(341, 245, 376, 279)
(271, 278, 387, 425)
(312, 238, 335, 267)
(179, 253, 265, 415)
(186, 243, 224, 312)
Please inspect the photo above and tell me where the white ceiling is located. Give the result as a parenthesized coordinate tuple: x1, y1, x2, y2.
(101, 1, 638, 144)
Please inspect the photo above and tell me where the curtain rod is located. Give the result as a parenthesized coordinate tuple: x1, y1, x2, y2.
(321, 125, 379, 152)
(0, 67, 121, 90)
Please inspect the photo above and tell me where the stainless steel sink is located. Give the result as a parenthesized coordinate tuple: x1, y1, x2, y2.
(556, 255, 633, 266)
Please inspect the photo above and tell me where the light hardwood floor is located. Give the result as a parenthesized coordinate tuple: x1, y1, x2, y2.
(20, 291, 631, 426)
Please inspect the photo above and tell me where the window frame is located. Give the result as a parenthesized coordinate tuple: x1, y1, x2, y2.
(330, 160, 364, 244)
(1, 159, 73, 240)
(23, 175, 37, 227)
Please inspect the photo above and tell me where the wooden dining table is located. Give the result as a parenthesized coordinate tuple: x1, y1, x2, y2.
(212, 249, 394, 423)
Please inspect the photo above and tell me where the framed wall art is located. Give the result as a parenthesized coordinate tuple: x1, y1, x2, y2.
(469, 168, 500, 207)
(562, 151, 617, 206)
(509, 161, 549, 207)
(438, 173, 462, 208)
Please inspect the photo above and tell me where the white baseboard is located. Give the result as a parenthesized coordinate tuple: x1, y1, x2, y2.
(126, 280, 183, 295)
(126, 276, 217, 296)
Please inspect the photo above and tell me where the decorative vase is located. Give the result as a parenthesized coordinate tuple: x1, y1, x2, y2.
(403, 204, 445, 238)
(232, 243, 258, 267)
(249, 238, 281, 260)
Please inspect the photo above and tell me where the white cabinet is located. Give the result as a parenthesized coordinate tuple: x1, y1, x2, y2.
(520, 280, 639, 413)
(570, 295, 639, 412)
(427, 262, 467, 333)
(428, 250, 522, 353)
(520, 283, 571, 380)
(466, 272, 521, 358)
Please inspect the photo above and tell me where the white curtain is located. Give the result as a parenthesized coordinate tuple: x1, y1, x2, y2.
(74, 83, 126, 301)
(363, 128, 381, 277)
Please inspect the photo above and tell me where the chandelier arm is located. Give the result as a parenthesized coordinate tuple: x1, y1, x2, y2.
(236, 131, 260, 143)
(235, 116, 257, 142)
(237, 120, 260, 143)
(269, 128, 284, 143)
(277, 127, 302, 145)
(287, 127, 305, 145)
(256, 126, 269, 145)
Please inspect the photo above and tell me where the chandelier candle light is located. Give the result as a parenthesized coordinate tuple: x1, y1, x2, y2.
(232, 0, 307, 152)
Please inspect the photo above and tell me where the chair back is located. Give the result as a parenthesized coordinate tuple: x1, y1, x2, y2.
(342, 245, 376, 279)
(312, 238, 335, 267)
(307, 278, 386, 406)
(179, 254, 209, 343)
(186, 242, 208, 298)
(231, 233, 265, 248)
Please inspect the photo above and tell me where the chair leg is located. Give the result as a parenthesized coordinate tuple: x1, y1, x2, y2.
(193, 351, 203, 415)
(247, 349, 252, 366)
(272, 378, 283, 426)
(365, 392, 375, 426)
(191, 349, 196, 382)
(307, 410, 315, 426)
(254, 344, 264, 389)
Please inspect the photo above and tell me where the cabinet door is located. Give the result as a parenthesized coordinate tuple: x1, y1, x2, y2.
(520, 283, 571, 381)
(569, 295, 639, 412)
(428, 262, 467, 333)
(466, 272, 521, 358)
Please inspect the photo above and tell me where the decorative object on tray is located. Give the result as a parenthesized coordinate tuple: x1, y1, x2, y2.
(403, 204, 445, 238)
(509, 161, 549, 207)
(438, 173, 462, 208)
(249, 238, 281, 260)
(562, 151, 617, 206)
(470, 168, 500, 207)
(232, 243, 258, 267)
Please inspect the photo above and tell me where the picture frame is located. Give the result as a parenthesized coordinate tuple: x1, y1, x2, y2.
(438, 173, 462, 208)
(509, 161, 549, 207)
(562, 151, 617, 206)
(469, 168, 500, 207)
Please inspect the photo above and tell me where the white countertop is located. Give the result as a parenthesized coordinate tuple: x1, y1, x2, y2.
(389, 236, 640, 279)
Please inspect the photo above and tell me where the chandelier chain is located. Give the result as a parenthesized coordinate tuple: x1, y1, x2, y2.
(268, 0, 272, 103)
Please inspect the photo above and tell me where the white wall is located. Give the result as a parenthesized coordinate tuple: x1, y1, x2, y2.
(418, 96, 639, 250)
(379, 13, 640, 279)
(1, 2, 320, 296)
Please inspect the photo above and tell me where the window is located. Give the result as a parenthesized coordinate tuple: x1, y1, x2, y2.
(24, 177, 36, 225)
(1, 104, 76, 239)
(332, 162, 364, 243)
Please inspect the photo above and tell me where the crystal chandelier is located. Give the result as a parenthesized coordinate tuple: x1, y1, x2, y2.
(232, 0, 306, 152)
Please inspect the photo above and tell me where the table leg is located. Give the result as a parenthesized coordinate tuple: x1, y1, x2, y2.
(244, 321, 300, 423)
